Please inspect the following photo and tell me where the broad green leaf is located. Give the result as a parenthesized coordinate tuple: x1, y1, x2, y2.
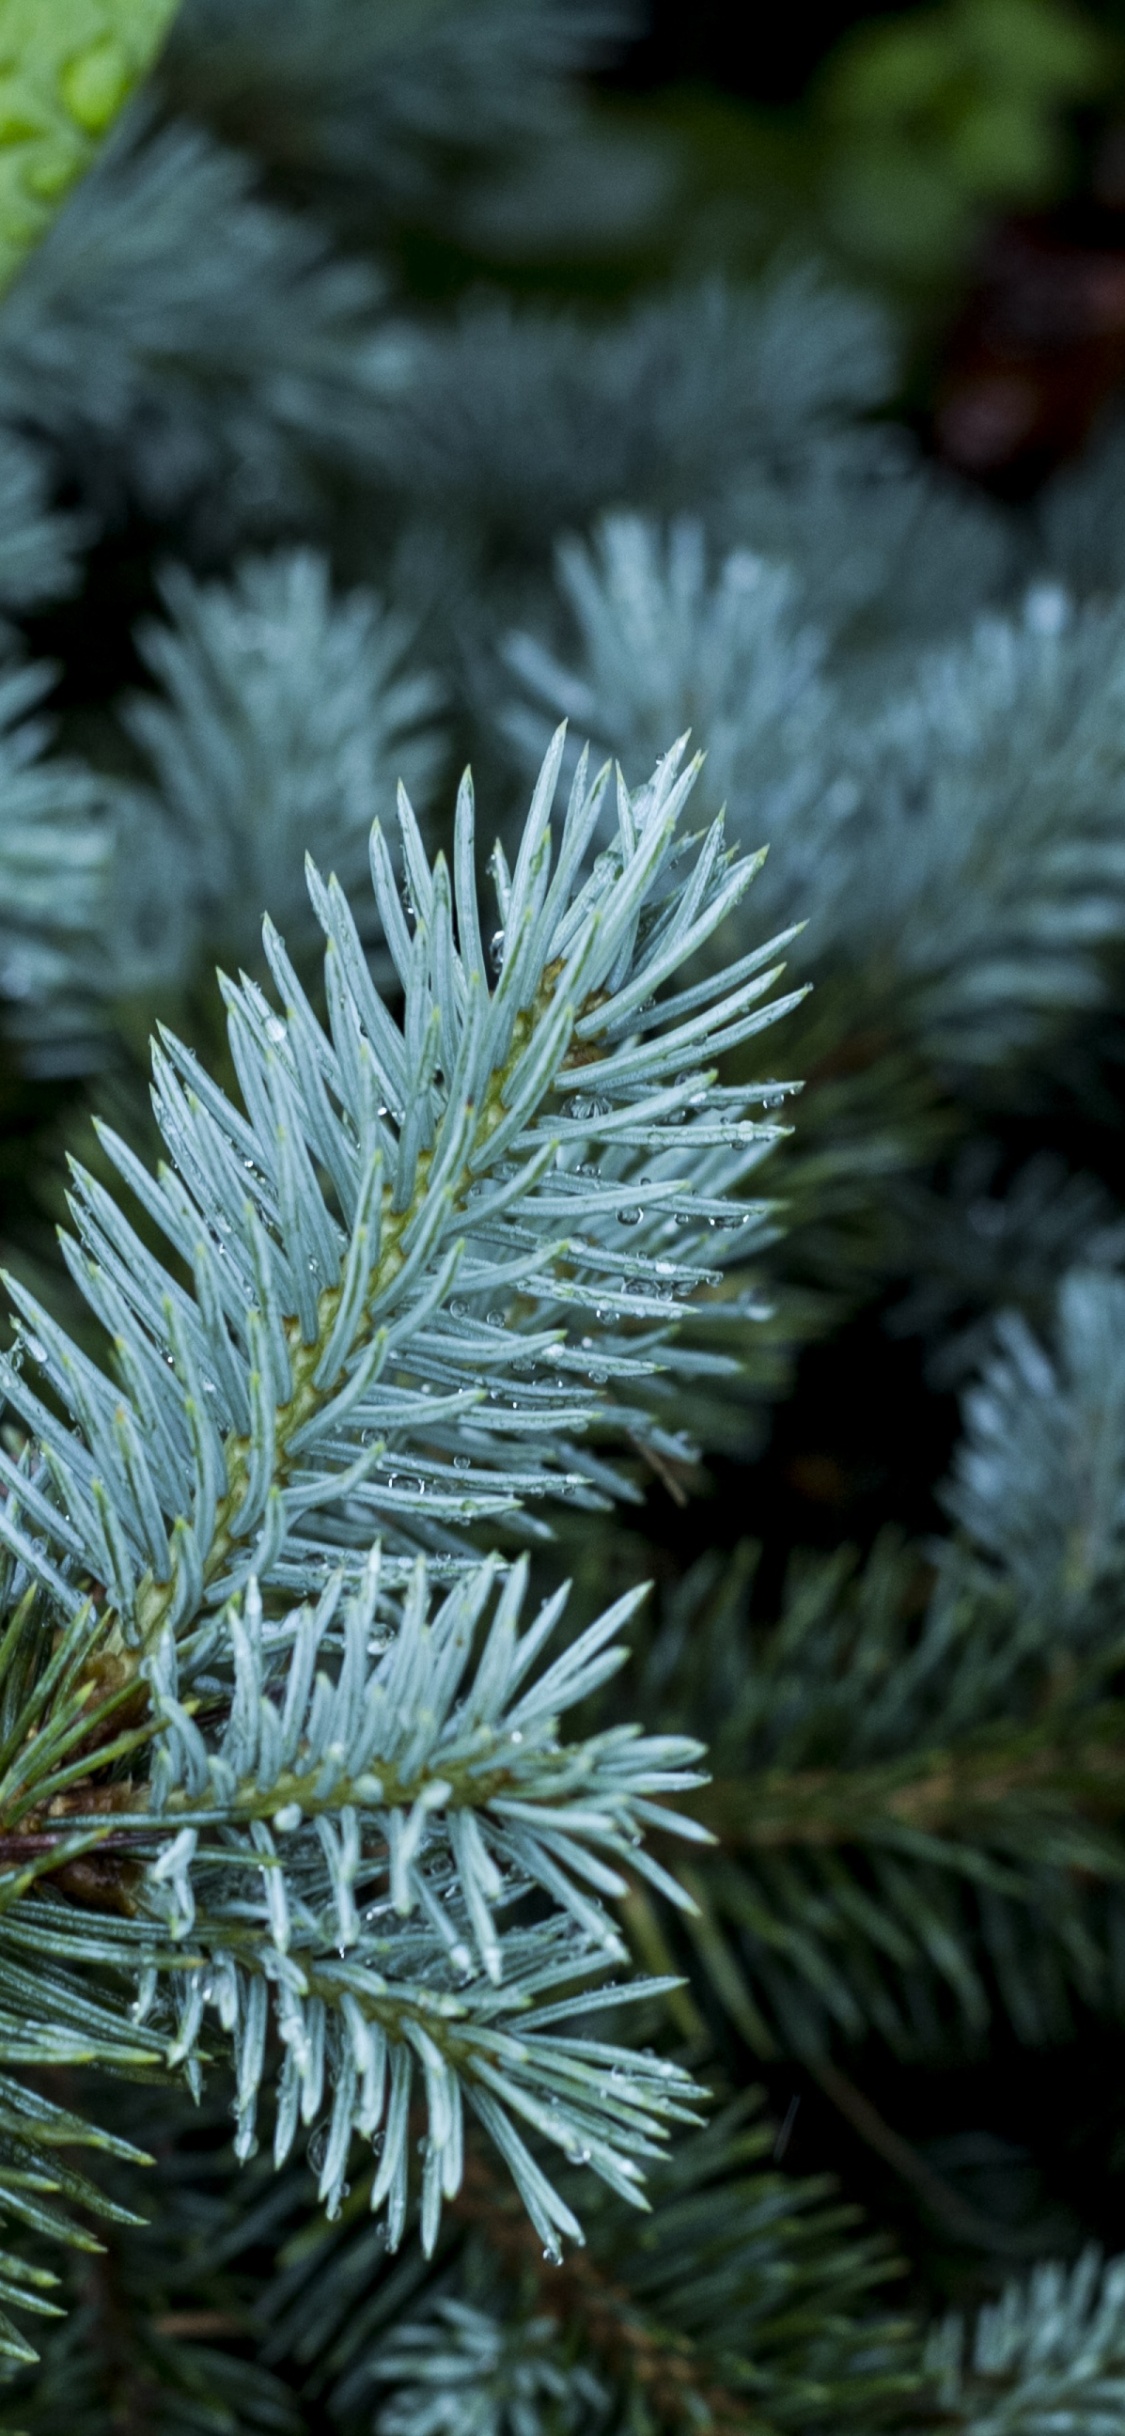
(0, 0, 179, 293)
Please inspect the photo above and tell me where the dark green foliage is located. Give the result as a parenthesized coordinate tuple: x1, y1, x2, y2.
(625, 1529, 1125, 2058)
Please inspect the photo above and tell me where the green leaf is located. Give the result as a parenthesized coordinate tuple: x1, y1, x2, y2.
(0, 0, 180, 294)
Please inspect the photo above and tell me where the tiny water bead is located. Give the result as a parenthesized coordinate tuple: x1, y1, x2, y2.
(306, 2120, 331, 2174)
(489, 929, 506, 973)
(617, 1206, 642, 1225)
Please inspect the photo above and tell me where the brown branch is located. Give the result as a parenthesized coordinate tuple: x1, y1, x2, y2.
(680, 1718, 1125, 1851)
(154, 2310, 246, 2338)
(0, 1780, 146, 1912)
(627, 1432, 693, 1508)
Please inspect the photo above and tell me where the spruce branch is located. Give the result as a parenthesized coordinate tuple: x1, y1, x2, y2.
(927, 2250, 1125, 2434)
(689, 1712, 1125, 1848)
(947, 1267, 1125, 1618)
(0, 426, 83, 613)
(623, 1534, 1125, 2059)
(368, 272, 895, 549)
(110, 548, 446, 993)
(0, 728, 796, 1649)
(342, 2097, 915, 2436)
(163, 0, 634, 203)
(0, 655, 112, 1075)
(0, 109, 397, 534)
(506, 518, 1125, 1067)
(0, 728, 802, 2315)
(102, 1550, 709, 2256)
(0, 1552, 710, 2285)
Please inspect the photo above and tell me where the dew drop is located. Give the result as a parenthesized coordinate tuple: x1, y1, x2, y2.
(617, 1207, 642, 1226)
(489, 930, 506, 974)
(453, 1456, 471, 1472)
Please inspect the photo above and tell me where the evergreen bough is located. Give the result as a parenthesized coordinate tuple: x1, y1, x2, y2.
(0, 728, 794, 2350)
